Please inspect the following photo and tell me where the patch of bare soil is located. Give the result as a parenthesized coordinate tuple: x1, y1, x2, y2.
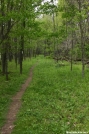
(0, 64, 36, 134)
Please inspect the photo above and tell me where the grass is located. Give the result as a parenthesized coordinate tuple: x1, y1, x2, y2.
(11, 57, 89, 134)
(0, 57, 37, 129)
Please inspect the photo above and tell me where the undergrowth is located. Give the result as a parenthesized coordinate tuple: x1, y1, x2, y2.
(0, 58, 37, 129)
(12, 57, 89, 134)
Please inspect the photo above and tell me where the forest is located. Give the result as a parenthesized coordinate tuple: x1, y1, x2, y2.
(0, 0, 89, 134)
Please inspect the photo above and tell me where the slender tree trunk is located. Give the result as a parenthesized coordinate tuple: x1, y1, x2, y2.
(19, 49, 23, 74)
(51, 0, 56, 56)
(2, 52, 6, 75)
(70, 31, 74, 71)
(19, 20, 25, 74)
(44, 40, 47, 57)
(19, 35, 24, 74)
(78, 0, 85, 77)
(52, 11, 56, 56)
(1, 0, 5, 75)
(5, 47, 8, 81)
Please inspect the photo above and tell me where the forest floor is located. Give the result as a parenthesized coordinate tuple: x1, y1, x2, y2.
(0, 61, 37, 134)
(10, 57, 89, 134)
(0, 58, 36, 134)
(1, 56, 89, 134)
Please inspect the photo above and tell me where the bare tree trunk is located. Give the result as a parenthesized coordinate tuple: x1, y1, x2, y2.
(19, 49, 23, 74)
(20, 21, 25, 74)
(20, 35, 24, 74)
(1, 52, 6, 75)
(78, 0, 85, 77)
(70, 31, 74, 71)
(5, 47, 8, 81)
(52, 0, 56, 56)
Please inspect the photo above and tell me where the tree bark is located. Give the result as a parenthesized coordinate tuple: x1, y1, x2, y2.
(78, 0, 85, 77)
(19, 21, 25, 74)
(70, 31, 74, 71)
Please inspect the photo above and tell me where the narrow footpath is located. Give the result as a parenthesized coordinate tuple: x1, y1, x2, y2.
(0, 64, 36, 134)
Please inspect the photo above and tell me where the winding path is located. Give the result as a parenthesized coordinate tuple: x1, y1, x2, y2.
(1, 64, 36, 134)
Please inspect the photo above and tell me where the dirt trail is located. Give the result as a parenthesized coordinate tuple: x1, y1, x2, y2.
(0, 64, 36, 134)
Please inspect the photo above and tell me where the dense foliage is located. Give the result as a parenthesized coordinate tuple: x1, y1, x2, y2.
(0, 0, 89, 132)
(0, 0, 89, 77)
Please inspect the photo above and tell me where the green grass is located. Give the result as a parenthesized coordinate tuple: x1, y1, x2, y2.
(11, 57, 89, 134)
(0, 57, 37, 129)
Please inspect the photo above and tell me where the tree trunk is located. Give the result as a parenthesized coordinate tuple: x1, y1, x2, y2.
(19, 21, 25, 74)
(19, 36, 24, 74)
(70, 31, 74, 71)
(19, 49, 23, 74)
(1, 52, 6, 75)
(78, 0, 85, 77)
(5, 50, 8, 81)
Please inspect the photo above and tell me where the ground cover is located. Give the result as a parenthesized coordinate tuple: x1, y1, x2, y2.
(12, 57, 89, 134)
(0, 58, 37, 129)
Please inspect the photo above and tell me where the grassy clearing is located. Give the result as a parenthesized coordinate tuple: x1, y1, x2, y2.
(0, 58, 37, 129)
(11, 57, 89, 134)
